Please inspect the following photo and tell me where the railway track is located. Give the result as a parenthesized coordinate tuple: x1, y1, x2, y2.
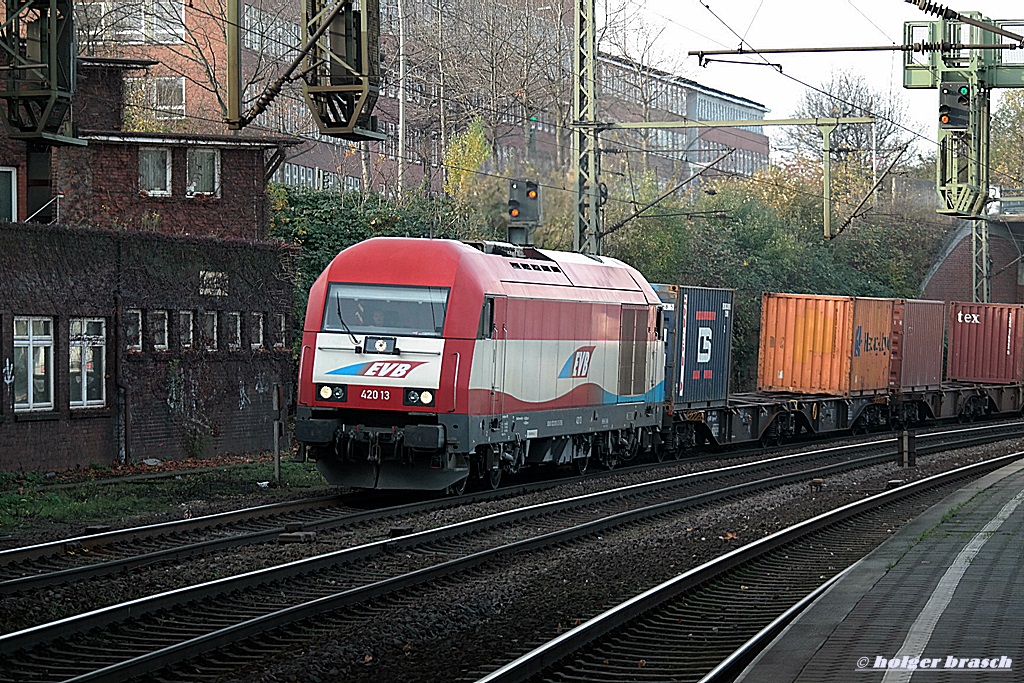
(0, 422, 1019, 682)
(470, 453, 1023, 683)
(3, 421, 1017, 599)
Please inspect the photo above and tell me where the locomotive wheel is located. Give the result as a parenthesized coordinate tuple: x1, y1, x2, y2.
(597, 434, 617, 470)
(488, 463, 503, 489)
(575, 454, 590, 475)
(621, 428, 641, 462)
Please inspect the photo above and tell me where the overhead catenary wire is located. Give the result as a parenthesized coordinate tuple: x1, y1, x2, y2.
(682, 0, 1024, 188)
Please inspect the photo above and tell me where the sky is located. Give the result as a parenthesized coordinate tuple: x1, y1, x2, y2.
(638, 0, 1024, 155)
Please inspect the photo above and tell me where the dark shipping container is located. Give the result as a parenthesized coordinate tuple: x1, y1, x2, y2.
(947, 302, 1024, 384)
(653, 284, 733, 409)
(890, 299, 946, 391)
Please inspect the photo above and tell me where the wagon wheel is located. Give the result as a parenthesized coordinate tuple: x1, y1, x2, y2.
(850, 418, 868, 436)
(446, 476, 468, 496)
(761, 421, 784, 447)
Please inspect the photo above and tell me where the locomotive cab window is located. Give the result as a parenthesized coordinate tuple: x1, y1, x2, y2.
(322, 284, 449, 338)
(478, 297, 495, 339)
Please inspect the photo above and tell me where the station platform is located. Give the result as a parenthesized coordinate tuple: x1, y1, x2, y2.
(737, 454, 1024, 682)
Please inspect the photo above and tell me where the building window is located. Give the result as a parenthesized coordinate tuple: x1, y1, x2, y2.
(106, 1, 145, 42)
(151, 310, 168, 350)
(187, 149, 220, 197)
(85, 0, 184, 44)
(149, 0, 185, 43)
(126, 308, 142, 351)
(203, 311, 217, 350)
(179, 310, 193, 348)
(13, 316, 53, 411)
(0, 166, 16, 221)
(243, 4, 300, 59)
(226, 311, 241, 349)
(127, 77, 185, 120)
(70, 318, 106, 408)
(139, 148, 171, 196)
(275, 313, 286, 348)
(250, 312, 264, 350)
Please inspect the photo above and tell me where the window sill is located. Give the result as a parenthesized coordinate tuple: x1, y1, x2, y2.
(14, 410, 60, 422)
(71, 408, 113, 419)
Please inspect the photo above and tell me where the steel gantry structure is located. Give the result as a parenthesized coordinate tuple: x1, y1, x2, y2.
(903, 4, 1024, 302)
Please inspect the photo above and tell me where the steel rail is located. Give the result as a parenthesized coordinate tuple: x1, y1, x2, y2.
(0, 442, 923, 670)
(1, 424, 1017, 681)
(21, 451, 902, 682)
(472, 451, 1024, 683)
(3, 420, 1019, 597)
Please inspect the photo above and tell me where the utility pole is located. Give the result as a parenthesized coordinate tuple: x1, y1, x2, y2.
(607, 117, 874, 239)
(574, 0, 601, 254)
(437, 0, 447, 190)
(397, 0, 407, 195)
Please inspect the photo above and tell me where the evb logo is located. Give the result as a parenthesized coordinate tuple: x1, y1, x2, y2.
(558, 346, 597, 379)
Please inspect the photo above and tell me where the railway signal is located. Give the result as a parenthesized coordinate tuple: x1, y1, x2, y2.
(938, 81, 970, 130)
(508, 179, 541, 224)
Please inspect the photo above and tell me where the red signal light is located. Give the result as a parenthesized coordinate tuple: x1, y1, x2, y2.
(510, 207, 520, 217)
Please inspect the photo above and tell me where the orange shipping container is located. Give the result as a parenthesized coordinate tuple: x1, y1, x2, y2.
(758, 293, 894, 396)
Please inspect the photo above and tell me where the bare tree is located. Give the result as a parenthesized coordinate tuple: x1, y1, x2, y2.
(74, 0, 304, 131)
(779, 69, 910, 167)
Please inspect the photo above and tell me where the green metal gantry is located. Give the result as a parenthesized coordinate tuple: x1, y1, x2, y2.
(226, 0, 383, 141)
(903, 12, 1024, 301)
(0, 0, 80, 145)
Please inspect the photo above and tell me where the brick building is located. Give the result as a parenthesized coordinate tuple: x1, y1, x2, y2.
(0, 58, 298, 473)
(0, 223, 294, 472)
(0, 57, 298, 235)
(71, 0, 769, 196)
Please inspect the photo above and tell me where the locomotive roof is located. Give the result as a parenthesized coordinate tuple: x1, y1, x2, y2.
(326, 237, 659, 302)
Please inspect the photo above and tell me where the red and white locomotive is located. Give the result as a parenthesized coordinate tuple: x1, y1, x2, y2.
(295, 237, 665, 491)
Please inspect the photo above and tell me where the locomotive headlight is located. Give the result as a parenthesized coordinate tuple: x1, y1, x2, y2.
(404, 388, 435, 406)
(317, 384, 347, 402)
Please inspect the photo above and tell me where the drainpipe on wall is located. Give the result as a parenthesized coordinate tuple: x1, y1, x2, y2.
(114, 235, 130, 464)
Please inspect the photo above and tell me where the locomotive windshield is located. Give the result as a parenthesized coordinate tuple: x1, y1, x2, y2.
(322, 283, 450, 337)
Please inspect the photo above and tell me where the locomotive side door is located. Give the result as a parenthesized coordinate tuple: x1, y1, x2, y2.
(487, 295, 508, 421)
(618, 304, 650, 402)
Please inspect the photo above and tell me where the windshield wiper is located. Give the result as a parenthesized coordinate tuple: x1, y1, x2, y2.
(335, 297, 360, 346)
